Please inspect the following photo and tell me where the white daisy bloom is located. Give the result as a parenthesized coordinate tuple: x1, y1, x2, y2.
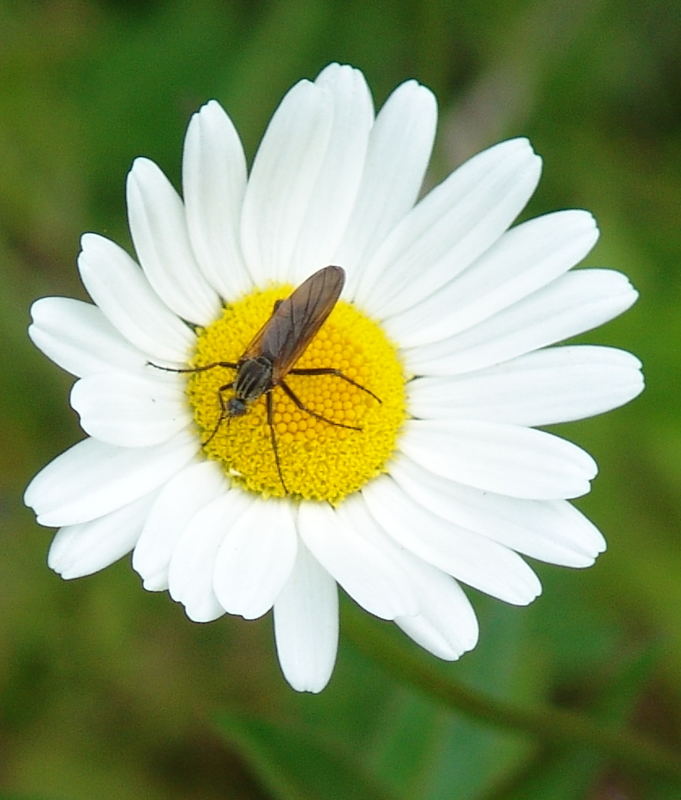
(25, 63, 643, 693)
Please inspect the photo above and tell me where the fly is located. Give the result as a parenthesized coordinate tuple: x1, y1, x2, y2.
(150, 266, 380, 494)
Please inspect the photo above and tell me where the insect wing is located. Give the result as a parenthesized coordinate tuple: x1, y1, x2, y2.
(243, 266, 345, 380)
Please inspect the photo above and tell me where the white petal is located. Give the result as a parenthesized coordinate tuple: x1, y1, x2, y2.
(287, 64, 373, 285)
(362, 475, 541, 605)
(182, 100, 251, 300)
(391, 456, 606, 567)
(29, 298, 146, 377)
(395, 567, 479, 660)
(48, 491, 157, 579)
(298, 499, 418, 620)
(71, 370, 191, 447)
(127, 157, 220, 324)
(168, 489, 252, 623)
(213, 498, 298, 620)
(408, 345, 644, 425)
(274, 541, 339, 694)
(400, 418, 597, 500)
(77, 233, 195, 362)
(339, 79, 437, 298)
(240, 80, 333, 285)
(25, 430, 199, 527)
(132, 460, 227, 591)
(356, 139, 541, 318)
(405, 269, 638, 376)
(331, 496, 477, 658)
(388, 209, 599, 347)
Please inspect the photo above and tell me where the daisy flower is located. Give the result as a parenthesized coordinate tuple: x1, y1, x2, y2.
(25, 63, 643, 693)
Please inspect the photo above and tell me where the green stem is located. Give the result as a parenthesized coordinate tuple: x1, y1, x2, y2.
(344, 609, 681, 783)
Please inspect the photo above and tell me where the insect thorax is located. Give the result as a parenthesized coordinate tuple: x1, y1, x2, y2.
(234, 356, 274, 404)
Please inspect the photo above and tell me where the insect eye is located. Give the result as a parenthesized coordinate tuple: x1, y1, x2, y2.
(228, 398, 247, 416)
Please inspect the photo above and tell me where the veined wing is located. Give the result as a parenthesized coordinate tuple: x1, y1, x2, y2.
(241, 266, 345, 381)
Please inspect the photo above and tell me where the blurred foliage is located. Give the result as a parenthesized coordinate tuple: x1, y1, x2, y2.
(1, 0, 680, 798)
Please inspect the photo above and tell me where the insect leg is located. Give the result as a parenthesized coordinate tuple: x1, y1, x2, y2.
(288, 367, 381, 403)
(266, 391, 288, 494)
(279, 380, 361, 431)
(202, 381, 235, 446)
(148, 361, 238, 374)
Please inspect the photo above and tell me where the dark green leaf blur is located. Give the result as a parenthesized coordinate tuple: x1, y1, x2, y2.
(1, 1, 679, 798)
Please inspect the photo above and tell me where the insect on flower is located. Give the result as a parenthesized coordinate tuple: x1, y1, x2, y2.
(150, 266, 381, 493)
(24, 65, 644, 694)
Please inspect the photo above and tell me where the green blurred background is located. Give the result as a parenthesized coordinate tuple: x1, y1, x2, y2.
(2, 1, 680, 798)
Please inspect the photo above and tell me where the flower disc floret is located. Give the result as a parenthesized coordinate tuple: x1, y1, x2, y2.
(188, 285, 407, 501)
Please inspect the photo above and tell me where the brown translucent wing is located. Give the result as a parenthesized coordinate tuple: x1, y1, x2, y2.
(241, 266, 345, 382)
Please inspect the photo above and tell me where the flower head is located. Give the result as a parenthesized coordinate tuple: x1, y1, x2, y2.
(25, 64, 642, 692)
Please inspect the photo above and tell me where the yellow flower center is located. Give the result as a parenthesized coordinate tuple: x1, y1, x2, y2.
(187, 284, 407, 502)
